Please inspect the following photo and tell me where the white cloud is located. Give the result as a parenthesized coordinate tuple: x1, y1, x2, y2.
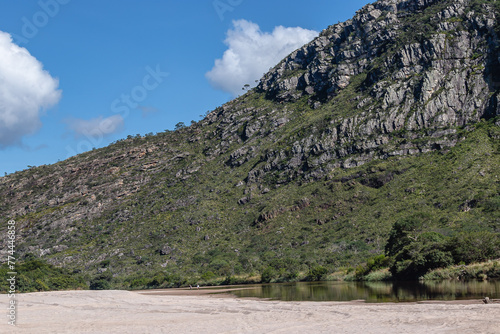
(0, 31, 61, 148)
(206, 19, 318, 97)
(65, 115, 124, 139)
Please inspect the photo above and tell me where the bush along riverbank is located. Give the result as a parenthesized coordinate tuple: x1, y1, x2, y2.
(339, 259, 500, 282)
(117, 258, 500, 290)
(338, 215, 500, 282)
(3, 223, 500, 292)
(2, 215, 499, 292)
(106, 206, 500, 289)
(0, 254, 86, 293)
(1, 257, 499, 293)
(421, 260, 500, 281)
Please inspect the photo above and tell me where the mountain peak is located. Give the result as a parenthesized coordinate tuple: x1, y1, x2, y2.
(1, 0, 499, 288)
(258, 0, 498, 113)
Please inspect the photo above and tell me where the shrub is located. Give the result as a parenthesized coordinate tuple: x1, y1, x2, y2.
(129, 277, 149, 289)
(222, 276, 237, 285)
(147, 274, 166, 288)
(390, 239, 454, 280)
(278, 268, 299, 282)
(355, 265, 370, 279)
(90, 273, 113, 290)
(448, 232, 500, 264)
(90, 279, 111, 290)
(34, 279, 50, 291)
(209, 258, 231, 276)
(363, 268, 392, 281)
(0, 258, 85, 292)
(482, 196, 500, 212)
(386, 216, 454, 280)
(385, 213, 432, 257)
(423, 259, 500, 280)
(261, 267, 278, 283)
(99, 259, 111, 268)
(306, 265, 328, 281)
(201, 271, 216, 281)
(356, 254, 392, 280)
(161, 274, 186, 288)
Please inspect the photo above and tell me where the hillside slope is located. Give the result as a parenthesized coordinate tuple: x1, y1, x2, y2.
(1, 0, 499, 287)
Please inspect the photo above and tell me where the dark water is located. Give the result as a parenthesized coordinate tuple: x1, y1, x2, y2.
(221, 280, 500, 302)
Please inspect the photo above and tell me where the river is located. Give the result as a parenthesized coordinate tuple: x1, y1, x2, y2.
(221, 280, 500, 302)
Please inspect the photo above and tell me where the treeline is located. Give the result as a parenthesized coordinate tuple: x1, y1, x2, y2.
(3, 212, 499, 293)
(380, 212, 500, 280)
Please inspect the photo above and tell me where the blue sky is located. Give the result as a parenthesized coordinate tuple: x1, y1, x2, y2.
(0, 0, 371, 176)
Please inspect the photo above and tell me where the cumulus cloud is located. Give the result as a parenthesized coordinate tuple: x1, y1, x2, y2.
(65, 115, 124, 139)
(0, 31, 61, 148)
(206, 19, 318, 97)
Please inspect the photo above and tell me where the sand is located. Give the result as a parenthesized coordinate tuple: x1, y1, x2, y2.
(1, 289, 499, 333)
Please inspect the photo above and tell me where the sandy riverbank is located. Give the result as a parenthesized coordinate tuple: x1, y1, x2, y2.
(1, 289, 499, 333)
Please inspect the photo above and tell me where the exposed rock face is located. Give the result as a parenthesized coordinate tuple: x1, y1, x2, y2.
(0, 0, 499, 276)
(260, 0, 499, 109)
(222, 0, 500, 182)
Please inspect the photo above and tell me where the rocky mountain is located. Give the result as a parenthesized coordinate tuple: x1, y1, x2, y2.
(1, 0, 499, 287)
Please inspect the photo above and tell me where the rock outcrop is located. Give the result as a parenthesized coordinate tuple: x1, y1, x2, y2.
(215, 0, 500, 182)
(0, 0, 499, 279)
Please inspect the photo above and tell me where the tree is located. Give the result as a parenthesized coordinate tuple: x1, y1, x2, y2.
(306, 265, 328, 281)
(89, 273, 113, 290)
(385, 213, 432, 257)
(261, 266, 277, 283)
(174, 122, 186, 130)
(448, 232, 500, 264)
(385, 214, 453, 280)
(390, 233, 453, 280)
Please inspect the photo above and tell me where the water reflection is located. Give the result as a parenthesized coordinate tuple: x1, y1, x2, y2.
(226, 280, 500, 302)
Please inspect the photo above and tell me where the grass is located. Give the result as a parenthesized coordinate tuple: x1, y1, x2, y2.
(1, 0, 499, 290)
(326, 259, 500, 283)
(422, 259, 500, 281)
(2, 119, 497, 290)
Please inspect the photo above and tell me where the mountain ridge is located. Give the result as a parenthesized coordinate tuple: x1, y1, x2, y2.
(1, 0, 499, 288)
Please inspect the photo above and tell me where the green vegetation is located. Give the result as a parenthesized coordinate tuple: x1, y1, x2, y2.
(0, 255, 86, 293)
(354, 255, 392, 280)
(1, 0, 499, 291)
(1, 118, 498, 290)
(422, 259, 500, 280)
(306, 266, 328, 281)
(385, 216, 500, 280)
